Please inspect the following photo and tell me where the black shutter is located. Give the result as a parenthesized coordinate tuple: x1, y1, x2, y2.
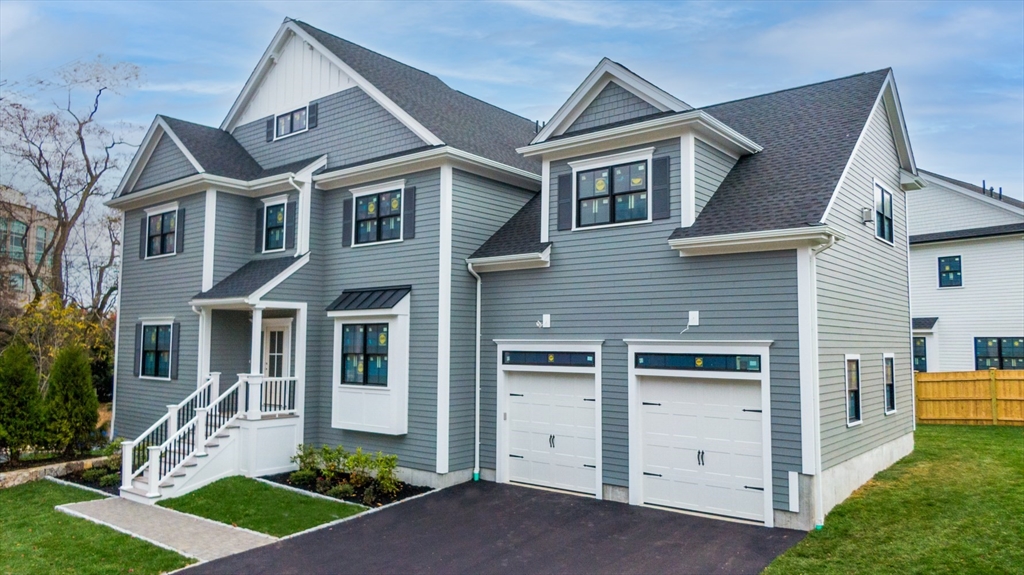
(342, 198, 353, 247)
(403, 186, 416, 240)
(651, 157, 671, 220)
(175, 208, 186, 253)
(286, 201, 297, 250)
(170, 322, 181, 380)
(266, 118, 274, 142)
(139, 217, 148, 259)
(134, 323, 143, 377)
(255, 207, 264, 253)
(308, 103, 318, 129)
(557, 174, 573, 231)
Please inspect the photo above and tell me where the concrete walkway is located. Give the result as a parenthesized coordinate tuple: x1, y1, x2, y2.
(58, 497, 276, 561)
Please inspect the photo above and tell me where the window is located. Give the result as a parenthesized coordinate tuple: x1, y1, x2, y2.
(354, 189, 402, 245)
(884, 355, 896, 414)
(913, 337, 927, 372)
(846, 356, 861, 425)
(9, 221, 27, 260)
(341, 324, 389, 386)
(938, 256, 962, 287)
(635, 353, 761, 372)
(874, 183, 893, 243)
(975, 338, 1024, 370)
(276, 107, 307, 138)
(264, 201, 286, 252)
(9, 273, 25, 292)
(0, 218, 7, 255)
(35, 227, 46, 264)
(504, 351, 595, 367)
(141, 324, 172, 378)
(146, 210, 176, 257)
(577, 160, 648, 228)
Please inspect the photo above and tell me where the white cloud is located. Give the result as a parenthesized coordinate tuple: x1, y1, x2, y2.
(139, 81, 240, 95)
(0, 1, 36, 41)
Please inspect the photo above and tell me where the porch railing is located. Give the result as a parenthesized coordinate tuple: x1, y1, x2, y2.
(256, 377, 298, 416)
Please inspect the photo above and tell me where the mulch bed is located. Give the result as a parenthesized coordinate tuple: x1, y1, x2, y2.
(61, 469, 121, 496)
(262, 471, 431, 507)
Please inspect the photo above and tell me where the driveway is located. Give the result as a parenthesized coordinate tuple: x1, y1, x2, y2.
(185, 481, 803, 575)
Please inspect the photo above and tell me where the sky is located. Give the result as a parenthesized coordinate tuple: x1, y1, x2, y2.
(1, 0, 1022, 199)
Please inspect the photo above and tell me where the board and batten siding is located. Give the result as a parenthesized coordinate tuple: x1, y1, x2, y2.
(694, 139, 738, 215)
(114, 192, 206, 439)
(449, 169, 536, 470)
(232, 88, 424, 173)
(906, 181, 1023, 236)
(565, 81, 660, 134)
(909, 235, 1024, 372)
(298, 170, 442, 471)
(132, 134, 197, 193)
(479, 138, 802, 509)
(816, 99, 915, 471)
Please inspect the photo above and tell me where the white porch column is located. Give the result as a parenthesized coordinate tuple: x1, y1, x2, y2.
(246, 377, 263, 420)
(209, 372, 221, 400)
(250, 306, 264, 375)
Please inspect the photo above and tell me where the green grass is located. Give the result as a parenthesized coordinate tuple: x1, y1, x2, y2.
(0, 480, 191, 575)
(765, 425, 1024, 575)
(157, 476, 363, 537)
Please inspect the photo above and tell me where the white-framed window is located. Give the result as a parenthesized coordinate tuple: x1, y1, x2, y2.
(569, 148, 654, 231)
(140, 322, 173, 380)
(145, 204, 177, 259)
(261, 196, 288, 253)
(874, 181, 893, 243)
(275, 106, 308, 139)
(329, 293, 410, 435)
(845, 354, 862, 426)
(350, 180, 404, 246)
(883, 353, 896, 414)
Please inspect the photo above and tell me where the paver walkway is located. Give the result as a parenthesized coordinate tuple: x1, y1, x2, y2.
(59, 497, 276, 561)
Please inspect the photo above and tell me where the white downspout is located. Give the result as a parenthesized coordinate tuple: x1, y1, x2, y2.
(810, 234, 837, 528)
(467, 261, 482, 481)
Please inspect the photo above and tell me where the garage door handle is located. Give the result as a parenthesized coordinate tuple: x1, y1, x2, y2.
(744, 485, 764, 491)
(743, 409, 762, 413)
(583, 464, 596, 469)
(643, 472, 662, 477)
(642, 402, 661, 406)
(509, 454, 524, 459)
(583, 398, 596, 402)
(509, 393, 524, 397)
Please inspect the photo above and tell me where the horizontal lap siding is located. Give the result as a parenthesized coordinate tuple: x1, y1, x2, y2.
(213, 193, 256, 283)
(232, 88, 424, 171)
(311, 170, 441, 471)
(695, 140, 738, 215)
(209, 310, 251, 379)
(479, 139, 801, 509)
(906, 184, 1022, 235)
(565, 82, 660, 134)
(114, 192, 205, 439)
(817, 101, 915, 470)
(450, 170, 535, 470)
(132, 134, 197, 192)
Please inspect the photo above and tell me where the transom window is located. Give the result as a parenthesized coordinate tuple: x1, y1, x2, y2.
(276, 107, 307, 138)
(975, 337, 1024, 370)
(846, 357, 861, 424)
(342, 323, 389, 386)
(264, 202, 286, 252)
(147, 211, 176, 257)
(884, 355, 896, 413)
(355, 190, 402, 244)
(938, 256, 962, 287)
(577, 160, 647, 227)
(913, 337, 927, 372)
(141, 324, 172, 378)
(874, 183, 893, 243)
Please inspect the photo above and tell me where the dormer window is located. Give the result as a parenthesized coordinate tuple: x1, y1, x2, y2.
(569, 148, 654, 230)
(277, 107, 307, 138)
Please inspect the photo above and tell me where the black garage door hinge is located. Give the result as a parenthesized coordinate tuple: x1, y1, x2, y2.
(643, 472, 663, 477)
(509, 454, 524, 459)
(744, 485, 764, 491)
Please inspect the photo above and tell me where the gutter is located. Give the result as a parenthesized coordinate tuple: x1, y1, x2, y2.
(467, 262, 483, 482)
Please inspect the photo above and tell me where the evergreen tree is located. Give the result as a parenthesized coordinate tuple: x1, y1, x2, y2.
(0, 342, 43, 462)
(45, 345, 98, 455)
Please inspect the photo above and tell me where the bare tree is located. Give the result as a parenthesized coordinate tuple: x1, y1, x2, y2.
(0, 58, 139, 311)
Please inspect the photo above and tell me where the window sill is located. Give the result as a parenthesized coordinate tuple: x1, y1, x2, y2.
(846, 419, 863, 428)
(337, 383, 390, 391)
(273, 127, 309, 141)
(937, 285, 964, 290)
(884, 409, 897, 416)
(145, 252, 177, 261)
(872, 235, 895, 247)
(139, 375, 172, 382)
(262, 247, 286, 255)
(572, 218, 651, 232)
(352, 238, 403, 248)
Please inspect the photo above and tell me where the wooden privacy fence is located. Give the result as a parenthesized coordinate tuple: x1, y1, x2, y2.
(915, 369, 1024, 426)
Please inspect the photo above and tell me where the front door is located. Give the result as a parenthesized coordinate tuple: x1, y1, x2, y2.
(260, 320, 291, 378)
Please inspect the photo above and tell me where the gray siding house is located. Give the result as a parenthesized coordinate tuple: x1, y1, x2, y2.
(107, 18, 919, 530)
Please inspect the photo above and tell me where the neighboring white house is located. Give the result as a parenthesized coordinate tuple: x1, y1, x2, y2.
(907, 170, 1024, 372)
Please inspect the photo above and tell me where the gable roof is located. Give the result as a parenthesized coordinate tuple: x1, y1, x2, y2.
(160, 116, 264, 181)
(909, 222, 1024, 245)
(670, 69, 893, 240)
(919, 169, 1024, 210)
(470, 194, 550, 259)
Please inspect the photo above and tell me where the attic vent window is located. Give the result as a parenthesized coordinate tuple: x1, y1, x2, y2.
(266, 103, 318, 141)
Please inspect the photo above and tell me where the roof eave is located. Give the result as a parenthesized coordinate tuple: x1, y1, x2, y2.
(668, 226, 845, 256)
(106, 172, 296, 210)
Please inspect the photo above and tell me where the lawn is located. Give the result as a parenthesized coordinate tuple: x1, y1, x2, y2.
(0, 480, 191, 575)
(765, 425, 1024, 575)
(157, 476, 363, 537)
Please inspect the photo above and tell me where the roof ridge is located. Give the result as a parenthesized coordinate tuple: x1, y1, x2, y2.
(159, 114, 223, 132)
(700, 68, 891, 110)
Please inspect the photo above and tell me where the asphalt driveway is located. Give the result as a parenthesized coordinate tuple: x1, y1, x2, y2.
(185, 481, 803, 575)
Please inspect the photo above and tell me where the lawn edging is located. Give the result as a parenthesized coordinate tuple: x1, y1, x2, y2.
(253, 476, 369, 508)
(0, 456, 107, 489)
(45, 474, 115, 498)
(155, 497, 279, 542)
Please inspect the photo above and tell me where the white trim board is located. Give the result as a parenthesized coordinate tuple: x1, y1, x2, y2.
(436, 163, 453, 474)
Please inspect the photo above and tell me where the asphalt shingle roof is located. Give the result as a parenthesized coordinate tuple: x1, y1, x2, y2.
(160, 116, 265, 181)
(193, 257, 297, 300)
(912, 317, 939, 330)
(327, 286, 412, 312)
(670, 69, 891, 240)
(293, 20, 540, 175)
(909, 223, 1024, 245)
(470, 194, 550, 259)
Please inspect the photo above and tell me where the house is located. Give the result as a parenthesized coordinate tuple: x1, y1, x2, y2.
(906, 171, 1024, 372)
(108, 18, 919, 531)
(1, 186, 58, 309)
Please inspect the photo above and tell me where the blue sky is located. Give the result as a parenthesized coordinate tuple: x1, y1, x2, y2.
(2, 1, 1022, 199)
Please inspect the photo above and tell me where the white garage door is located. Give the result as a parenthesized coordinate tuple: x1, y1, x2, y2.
(507, 371, 597, 495)
(639, 377, 764, 521)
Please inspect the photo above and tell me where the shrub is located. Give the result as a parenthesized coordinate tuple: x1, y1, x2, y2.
(45, 345, 98, 455)
(81, 467, 107, 483)
(99, 473, 120, 487)
(101, 438, 125, 471)
(374, 452, 400, 496)
(291, 444, 320, 471)
(289, 468, 317, 488)
(346, 448, 374, 488)
(326, 483, 355, 499)
(320, 444, 349, 483)
(314, 477, 332, 494)
(0, 342, 43, 462)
